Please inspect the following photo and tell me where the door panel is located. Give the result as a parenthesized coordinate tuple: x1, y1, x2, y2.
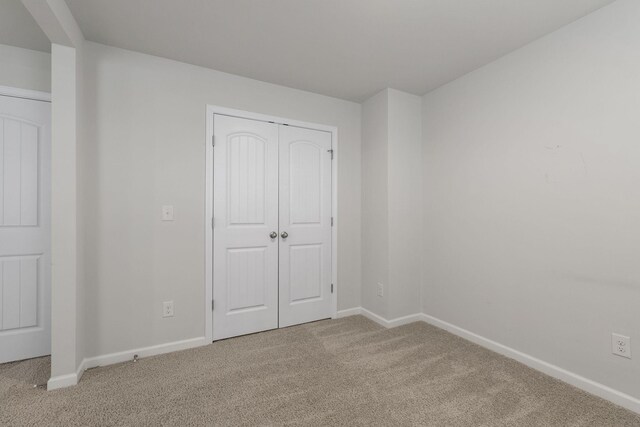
(213, 115, 279, 340)
(289, 244, 322, 303)
(226, 247, 267, 312)
(279, 125, 332, 327)
(290, 142, 321, 224)
(0, 95, 51, 363)
(227, 134, 266, 225)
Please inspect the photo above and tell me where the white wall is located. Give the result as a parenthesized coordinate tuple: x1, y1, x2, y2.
(0, 43, 50, 92)
(387, 89, 422, 319)
(21, 0, 95, 388)
(361, 90, 389, 318)
(81, 42, 361, 358)
(50, 44, 78, 379)
(422, 0, 640, 400)
(50, 40, 89, 385)
(361, 89, 422, 319)
(75, 40, 87, 376)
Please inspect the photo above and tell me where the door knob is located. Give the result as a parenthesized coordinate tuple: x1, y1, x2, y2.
(270, 231, 277, 239)
(281, 231, 288, 239)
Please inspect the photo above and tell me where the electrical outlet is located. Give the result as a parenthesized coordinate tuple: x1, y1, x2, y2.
(163, 301, 174, 317)
(161, 205, 174, 221)
(377, 283, 384, 297)
(612, 333, 631, 359)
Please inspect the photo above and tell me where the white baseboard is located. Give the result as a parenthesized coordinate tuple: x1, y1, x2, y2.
(48, 355, 89, 390)
(46, 311, 640, 414)
(336, 307, 362, 318)
(418, 313, 640, 414)
(48, 337, 208, 391)
(336, 307, 640, 414)
(47, 371, 79, 390)
(82, 337, 208, 371)
(360, 307, 424, 328)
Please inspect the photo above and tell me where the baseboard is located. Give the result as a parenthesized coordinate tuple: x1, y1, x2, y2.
(419, 313, 640, 414)
(338, 307, 640, 414)
(82, 337, 208, 371)
(46, 312, 640, 414)
(336, 307, 362, 318)
(49, 337, 208, 391)
(360, 307, 424, 328)
(47, 356, 87, 390)
(47, 371, 79, 390)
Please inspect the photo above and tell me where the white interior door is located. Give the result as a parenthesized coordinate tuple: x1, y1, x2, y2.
(0, 94, 51, 363)
(278, 125, 333, 328)
(213, 115, 279, 340)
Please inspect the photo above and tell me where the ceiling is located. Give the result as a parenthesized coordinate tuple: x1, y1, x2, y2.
(61, 0, 615, 102)
(0, 0, 50, 52)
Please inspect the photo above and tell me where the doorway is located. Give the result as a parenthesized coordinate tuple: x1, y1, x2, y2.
(0, 87, 51, 363)
(205, 108, 338, 341)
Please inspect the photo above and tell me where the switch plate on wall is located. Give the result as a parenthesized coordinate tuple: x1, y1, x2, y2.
(163, 301, 174, 317)
(161, 205, 174, 221)
(612, 333, 631, 359)
(377, 283, 384, 297)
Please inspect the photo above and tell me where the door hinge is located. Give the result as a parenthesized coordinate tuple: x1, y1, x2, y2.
(212, 300, 214, 310)
(327, 149, 334, 159)
(212, 135, 215, 147)
(211, 217, 214, 228)
(331, 217, 334, 227)
(331, 283, 334, 294)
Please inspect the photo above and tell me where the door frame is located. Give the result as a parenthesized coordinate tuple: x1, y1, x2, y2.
(0, 85, 51, 103)
(204, 105, 338, 343)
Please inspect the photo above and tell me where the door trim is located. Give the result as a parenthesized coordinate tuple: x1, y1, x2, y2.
(0, 85, 51, 103)
(204, 105, 338, 343)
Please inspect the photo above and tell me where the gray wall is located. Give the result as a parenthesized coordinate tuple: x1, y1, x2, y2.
(421, 0, 640, 399)
(0, 43, 50, 92)
(387, 89, 422, 319)
(361, 90, 389, 318)
(81, 42, 362, 358)
(361, 89, 422, 320)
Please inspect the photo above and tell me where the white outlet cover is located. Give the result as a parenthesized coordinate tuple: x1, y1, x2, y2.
(162, 205, 174, 221)
(377, 283, 384, 297)
(163, 301, 174, 317)
(612, 333, 631, 359)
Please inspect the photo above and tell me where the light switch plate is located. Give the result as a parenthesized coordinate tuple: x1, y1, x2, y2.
(162, 205, 174, 221)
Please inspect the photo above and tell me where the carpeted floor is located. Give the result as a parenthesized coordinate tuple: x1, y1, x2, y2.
(1, 316, 639, 426)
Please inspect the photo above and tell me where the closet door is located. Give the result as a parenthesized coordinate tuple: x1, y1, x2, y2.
(278, 125, 332, 327)
(213, 115, 279, 340)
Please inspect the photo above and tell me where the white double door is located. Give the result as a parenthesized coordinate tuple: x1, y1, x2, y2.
(213, 115, 333, 340)
(0, 94, 51, 363)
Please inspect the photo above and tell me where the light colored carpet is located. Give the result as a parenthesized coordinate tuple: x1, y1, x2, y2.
(1, 315, 639, 426)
